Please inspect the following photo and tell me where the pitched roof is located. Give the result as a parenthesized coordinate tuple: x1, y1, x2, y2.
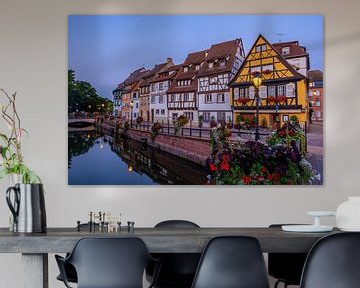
(198, 39, 242, 77)
(166, 51, 207, 93)
(150, 64, 181, 83)
(272, 41, 308, 59)
(125, 67, 148, 85)
(307, 70, 323, 81)
(229, 34, 305, 86)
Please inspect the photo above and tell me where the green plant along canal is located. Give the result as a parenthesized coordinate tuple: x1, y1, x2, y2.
(68, 129, 208, 185)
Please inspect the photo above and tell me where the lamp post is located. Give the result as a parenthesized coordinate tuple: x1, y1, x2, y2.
(252, 71, 262, 141)
(130, 100, 134, 128)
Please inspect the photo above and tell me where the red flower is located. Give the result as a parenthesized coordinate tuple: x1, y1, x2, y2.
(210, 163, 218, 171)
(272, 172, 280, 181)
(222, 154, 230, 162)
(267, 174, 273, 181)
(242, 175, 252, 185)
(278, 130, 286, 137)
(220, 162, 230, 171)
(288, 130, 295, 136)
(261, 166, 267, 173)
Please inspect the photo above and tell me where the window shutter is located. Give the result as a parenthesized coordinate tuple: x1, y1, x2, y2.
(286, 83, 295, 98)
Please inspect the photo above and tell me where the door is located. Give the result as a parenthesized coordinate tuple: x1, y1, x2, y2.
(151, 109, 154, 122)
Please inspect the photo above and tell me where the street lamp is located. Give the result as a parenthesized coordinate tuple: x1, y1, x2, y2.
(130, 100, 134, 128)
(252, 71, 262, 141)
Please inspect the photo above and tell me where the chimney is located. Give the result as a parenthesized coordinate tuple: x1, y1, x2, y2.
(167, 57, 172, 63)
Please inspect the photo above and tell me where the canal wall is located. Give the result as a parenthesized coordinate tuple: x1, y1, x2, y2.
(127, 130, 210, 166)
(95, 121, 211, 166)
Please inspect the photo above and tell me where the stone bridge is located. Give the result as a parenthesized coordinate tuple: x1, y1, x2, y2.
(68, 118, 95, 125)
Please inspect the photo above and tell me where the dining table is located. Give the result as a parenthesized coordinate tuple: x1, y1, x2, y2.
(0, 226, 340, 288)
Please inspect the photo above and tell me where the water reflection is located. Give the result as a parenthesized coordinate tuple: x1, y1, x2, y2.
(68, 129, 208, 185)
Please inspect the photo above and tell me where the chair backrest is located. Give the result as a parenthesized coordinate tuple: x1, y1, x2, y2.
(152, 220, 201, 284)
(67, 237, 154, 288)
(300, 232, 360, 288)
(155, 220, 200, 228)
(191, 236, 270, 288)
(268, 224, 308, 285)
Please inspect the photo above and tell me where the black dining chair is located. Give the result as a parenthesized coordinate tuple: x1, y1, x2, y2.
(268, 224, 308, 288)
(56, 223, 99, 284)
(300, 232, 360, 288)
(55, 237, 160, 288)
(147, 220, 201, 288)
(191, 236, 270, 288)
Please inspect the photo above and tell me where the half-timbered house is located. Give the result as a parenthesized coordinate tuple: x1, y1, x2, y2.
(166, 50, 207, 124)
(229, 35, 308, 129)
(120, 67, 148, 121)
(197, 39, 245, 125)
(272, 40, 310, 77)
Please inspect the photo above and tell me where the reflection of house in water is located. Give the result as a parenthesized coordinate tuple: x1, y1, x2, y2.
(111, 138, 208, 185)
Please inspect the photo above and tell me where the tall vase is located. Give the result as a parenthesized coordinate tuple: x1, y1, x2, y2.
(7, 174, 22, 231)
(336, 197, 360, 231)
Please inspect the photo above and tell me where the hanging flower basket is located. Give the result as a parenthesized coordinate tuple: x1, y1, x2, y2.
(276, 96, 287, 103)
(238, 97, 250, 105)
(263, 69, 272, 75)
(268, 96, 276, 103)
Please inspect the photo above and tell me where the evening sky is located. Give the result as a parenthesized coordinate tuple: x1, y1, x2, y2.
(68, 15, 323, 99)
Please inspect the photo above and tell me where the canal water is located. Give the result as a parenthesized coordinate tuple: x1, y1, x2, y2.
(68, 129, 209, 185)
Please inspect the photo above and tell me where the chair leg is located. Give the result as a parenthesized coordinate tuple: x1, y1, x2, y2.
(274, 280, 288, 288)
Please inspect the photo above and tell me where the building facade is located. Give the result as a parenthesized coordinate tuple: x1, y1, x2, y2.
(197, 39, 245, 126)
(307, 70, 323, 122)
(166, 51, 207, 125)
(230, 35, 308, 129)
(272, 40, 310, 77)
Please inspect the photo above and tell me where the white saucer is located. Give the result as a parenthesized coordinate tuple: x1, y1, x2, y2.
(307, 211, 336, 217)
(282, 225, 333, 232)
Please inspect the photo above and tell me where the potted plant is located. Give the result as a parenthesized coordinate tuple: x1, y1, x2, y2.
(0, 89, 40, 183)
(0, 89, 46, 233)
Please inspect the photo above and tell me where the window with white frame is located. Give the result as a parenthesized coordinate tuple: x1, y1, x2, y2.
(217, 93, 225, 103)
(219, 60, 226, 67)
(151, 84, 155, 92)
(217, 112, 226, 122)
(286, 83, 295, 98)
(203, 112, 211, 123)
(196, 65, 200, 70)
(161, 109, 165, 115)
(282, 46, 290, 55)
(249, 87, 255, 99)
(250, 66, 261, 74)
(155, 109, 159, 115)
(208, 62, 214, 68)
(184, 67, 188, 72)
(259, 86, 267, 99)
(184, 112, 193, 120)
(159, 95, 164, 103)
(316, 100, 321, 107)
(151, 96, 155, 104)
(268, 86, 276, 97)
(316, 111, 322, 118)
(209, 77, 217, 84)
(184, 93, 189, 102)
(278, 85, 286, 96)
(205, 94, 212, 103)
(262, 65, 274, 72)
(159, 83, 163, 90)
(244, 88, 249, 98)
(234, 88, 239, 100)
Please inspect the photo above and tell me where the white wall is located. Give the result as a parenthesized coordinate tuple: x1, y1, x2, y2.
(0, 0, 360, 287)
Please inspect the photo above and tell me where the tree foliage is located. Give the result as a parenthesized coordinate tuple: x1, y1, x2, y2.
(68, 69, 113, 115)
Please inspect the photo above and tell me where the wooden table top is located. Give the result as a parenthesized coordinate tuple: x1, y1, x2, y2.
(0, 227, 340, 253)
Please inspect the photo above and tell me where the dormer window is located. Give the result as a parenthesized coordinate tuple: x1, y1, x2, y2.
(195, 65, 200, 70)
(184, 67, 189, 72)
(219, 60, 226, 67)
(208, 62, 214, 69)
(282, 46, 290, 55)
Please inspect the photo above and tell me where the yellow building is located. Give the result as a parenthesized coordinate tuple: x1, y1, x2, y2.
(229, 34, 308, 129)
